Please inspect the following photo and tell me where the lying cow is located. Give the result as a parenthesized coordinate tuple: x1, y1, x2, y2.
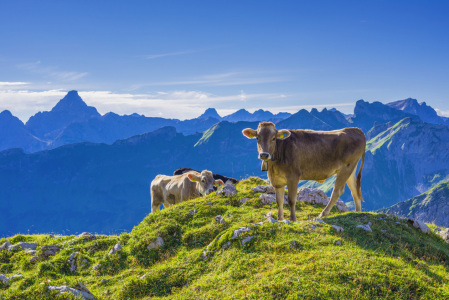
(242, 122, 366, 221)
(150, 170, 224, 212)
(173, 168, 239, 185)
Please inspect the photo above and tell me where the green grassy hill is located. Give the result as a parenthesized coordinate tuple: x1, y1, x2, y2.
(1, 177, 449, 299)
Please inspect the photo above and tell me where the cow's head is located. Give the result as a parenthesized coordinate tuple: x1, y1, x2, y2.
(242, 122, 291, 161)
(188, 170, 224, 196)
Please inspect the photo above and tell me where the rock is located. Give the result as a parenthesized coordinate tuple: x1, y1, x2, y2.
(76, 232, 96, 240)
(0, 242, 11, 251)
(15, 242, 38, 251)
(311, 225, 317, 230)
(335, 240, 342, 246)
(101, 278, 109, 284)
(202, 251, 208, 261)
(253, 185, 275, 194)
(439, 228, 449, 242)
(75, 282, 91, 294)
(222, 241, 231, 249)
(264, 211, 273, 218)
(26, 249, 37, 255)
(239, 198, 248, 205)
(41, 245, 59, 257)
(216, 183, 237, 197)
(434, 228, 442, 233)
(254, 222, 263, 226)
(189, 210, 196, 216)
(48, 285, 95, 300)
(231, 227, 252, 239)
(215, 215, 226, 224)
(409, 219, 431, 233)
(147, 237, 164, 250)
(108, 243, 122, 255)
(241, 236, 254, 245)
(0, 274, 9, 284)
(30, 256, 39, 263)
(331, 225, 344, 233)
(289, 241, 297, 249)
(93, 264, 101, 271)
(259, 193, 288, 205)
(68, 252, 79, 273)
(281, 219, 292, 225)
(297, 188, 349, 212)
(266, 217, 278, 223)
(205, 202, 212, 205)
(356, 224, 372, 232)
(315, 218, 326, 224)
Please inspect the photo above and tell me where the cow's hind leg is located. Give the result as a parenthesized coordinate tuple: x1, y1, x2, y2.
(275, 187, 286, 221)
(287, 180, 299, 221)
(318, 168, 353, 218)
(151, 188, 162, 213)
(346, 169, 362, 212)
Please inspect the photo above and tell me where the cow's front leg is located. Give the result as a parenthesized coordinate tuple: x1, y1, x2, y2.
(287, 180, 298, 221)
(274, 187, 285, 221)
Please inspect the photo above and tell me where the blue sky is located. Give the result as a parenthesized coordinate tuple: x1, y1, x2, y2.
(1, 0, 449, 120)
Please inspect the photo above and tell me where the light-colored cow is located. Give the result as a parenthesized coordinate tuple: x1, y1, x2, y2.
(150, 170, 224, 212)
(243, 122, 366, 220)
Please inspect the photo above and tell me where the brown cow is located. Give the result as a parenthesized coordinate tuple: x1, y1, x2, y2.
(242, 122, 366, 220)
(150, 170, 224, 212)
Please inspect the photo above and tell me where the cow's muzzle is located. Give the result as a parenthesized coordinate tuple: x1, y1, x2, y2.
(259, 152, 271, 161)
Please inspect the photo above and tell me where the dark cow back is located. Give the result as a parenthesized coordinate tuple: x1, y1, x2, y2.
(173, 168, 239, 185)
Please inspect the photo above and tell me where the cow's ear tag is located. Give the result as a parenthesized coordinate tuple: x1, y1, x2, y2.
(261, 161, 268, 172)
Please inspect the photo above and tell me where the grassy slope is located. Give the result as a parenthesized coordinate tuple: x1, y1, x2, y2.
(1, 177, 449, 299)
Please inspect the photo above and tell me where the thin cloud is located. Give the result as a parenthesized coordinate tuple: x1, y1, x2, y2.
(142, 47, 217, 60)
(130, 71, 289, 90)
(17, 61, 88, 82)
(435, 108, 449, 118)
(0, 82, 29, 86)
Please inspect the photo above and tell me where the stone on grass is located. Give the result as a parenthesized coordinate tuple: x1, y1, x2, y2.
(409, 219, 431, 234)
(259, 194, 288, 205)
(93, 264, 101, 271)
(215, 215, 226, 224)
(241, 236, 254, 245)
(11, 242, 38, 251)
(315, 218, 326, 224)
(266, 217, 278, 224)
(41, 245, 59, 257)
(297, 188, 348, 212)
(289, 241, 297, 249)
(281, 219, 292, 225)
(253, 185, 275, 194)
(239, 198, 248, 205)
(231, 227, 252, 239)
(331, 225, 344, 233)
(76, 232, 96, 240)
(147, 237, 164, 250)
(68, 252, 79, 273)
(438, 228, 449, 243)
(48, 285, 94, 300)
(205, 202, 212, 205)
(0, 274, 9, 284)
(216, 183, 237, 197)
(335, 240, 342, 246)
(108, 244, 122, 255)
(0, 242, 11, 251)
(222, 241, 231, 249)
(356, 224, 372, 232)
(254, 222, 263, 226)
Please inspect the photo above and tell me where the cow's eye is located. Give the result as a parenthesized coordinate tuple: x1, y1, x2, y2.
(272, 137, 276, 141)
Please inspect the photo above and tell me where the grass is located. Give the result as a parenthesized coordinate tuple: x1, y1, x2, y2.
(1, 177, 449, 299)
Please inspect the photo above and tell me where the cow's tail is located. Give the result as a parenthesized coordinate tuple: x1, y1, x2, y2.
(356, 151, 365, 202)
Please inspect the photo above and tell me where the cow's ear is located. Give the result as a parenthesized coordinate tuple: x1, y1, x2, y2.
(214, 179, 224, 187)
(188, 173, 200, 182)
(242, 128, 257, 139)
(277, 129, 291, 139)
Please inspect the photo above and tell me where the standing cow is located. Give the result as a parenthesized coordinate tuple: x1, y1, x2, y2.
(151, 170, 224, 212)
(242, 122, 366, 220)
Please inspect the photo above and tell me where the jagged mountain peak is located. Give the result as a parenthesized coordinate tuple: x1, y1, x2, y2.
(198, 108, 222, 120)
(51, 90, 99, 115)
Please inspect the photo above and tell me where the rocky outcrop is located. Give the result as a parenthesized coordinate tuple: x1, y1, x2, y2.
(297, 188, 348, 212)
(216, 183, 237, 197)
(48, 283, 95, 300)
(147, 237, 164, 250)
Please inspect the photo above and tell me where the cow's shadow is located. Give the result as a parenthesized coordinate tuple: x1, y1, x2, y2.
(323, 212, 449, 281)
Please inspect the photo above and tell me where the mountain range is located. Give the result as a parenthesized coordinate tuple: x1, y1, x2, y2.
(1, 92, 449, 235)
(0, 91, 293, 153)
